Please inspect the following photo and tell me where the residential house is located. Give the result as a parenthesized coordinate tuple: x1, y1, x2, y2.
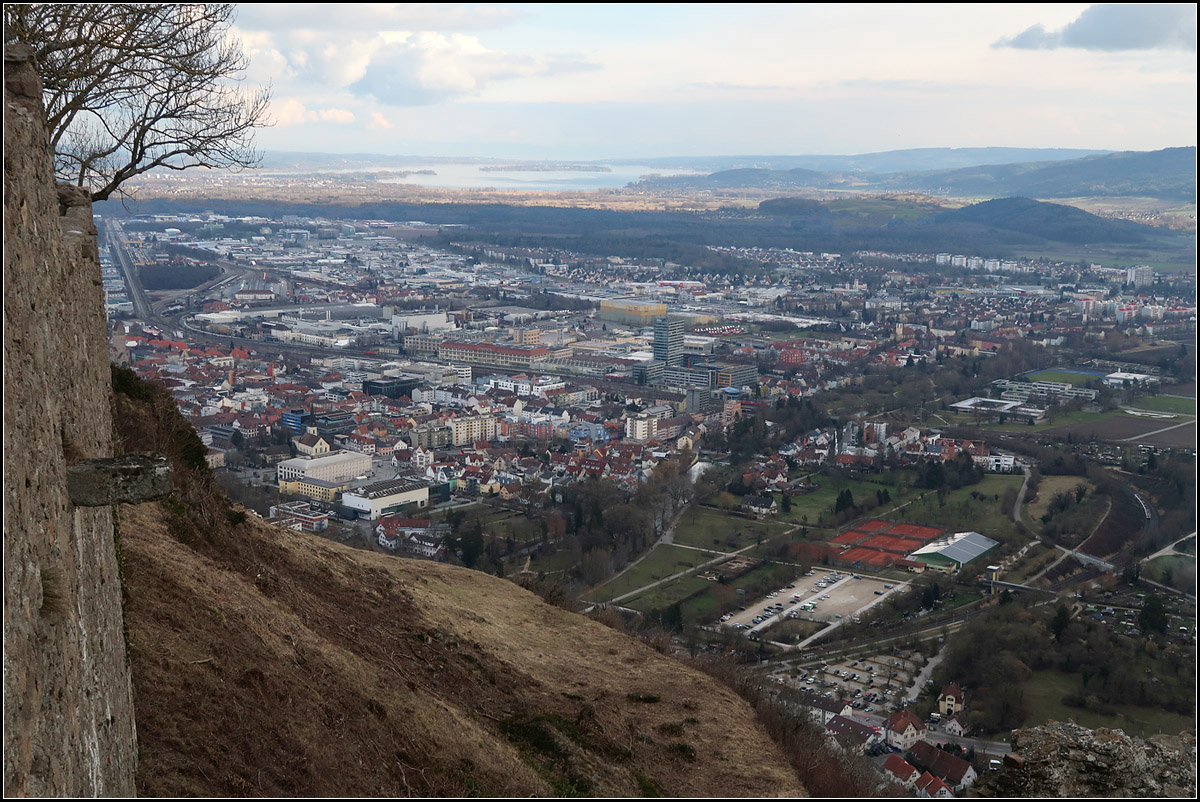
(882, 754, 920, 790)
(798, 694, 855, 725)
(909, 741, 977, 793)
(741, 495, 778, 519)
(885, 709, 927, 751)
(296, 432, 332, 456)
(938, 683, 965, 717)
(914, 771, 954, 798)
(824, 714, 883, 753)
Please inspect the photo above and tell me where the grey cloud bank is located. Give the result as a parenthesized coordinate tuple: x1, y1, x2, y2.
(996, 4, 1197, 52)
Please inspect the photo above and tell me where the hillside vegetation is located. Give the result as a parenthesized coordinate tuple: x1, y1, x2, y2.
(111, 370, 807, 797)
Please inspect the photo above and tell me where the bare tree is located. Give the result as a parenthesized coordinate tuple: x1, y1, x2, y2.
(5, 4, 270, 201)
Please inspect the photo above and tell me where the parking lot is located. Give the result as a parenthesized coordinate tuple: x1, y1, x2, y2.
(720, 570, 906, 635)
(774, 650, 925, 716)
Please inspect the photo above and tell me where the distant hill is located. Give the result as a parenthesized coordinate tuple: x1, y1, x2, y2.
(631, 148, 1195, 201)
(641, 167, 835, 190)
(261, 147, 1115, 176)
(877, 148, 1197, 201)
(933, 197, 1156, 244)
(611, 147, 1112, 173)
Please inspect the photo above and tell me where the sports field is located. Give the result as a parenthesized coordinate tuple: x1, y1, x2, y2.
(1022, 368, 1105, 386)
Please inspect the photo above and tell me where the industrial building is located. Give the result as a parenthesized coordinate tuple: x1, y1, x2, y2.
(340, 479, 430, 520)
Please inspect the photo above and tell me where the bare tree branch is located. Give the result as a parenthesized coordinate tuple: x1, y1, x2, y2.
(5, 3, 271, 201)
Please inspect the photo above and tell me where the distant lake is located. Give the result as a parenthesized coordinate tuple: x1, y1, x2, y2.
(375, 162, 703, 192)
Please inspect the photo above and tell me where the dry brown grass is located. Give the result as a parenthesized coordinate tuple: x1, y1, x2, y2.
(121, 500, 806, 797)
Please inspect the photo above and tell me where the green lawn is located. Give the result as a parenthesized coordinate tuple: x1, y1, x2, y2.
(672, 506, 790, 550)
(1129, 395, 1197, 415)
(777, 471, 923, 528)
(1142, 554, 1195, 585)
(1023, 670, 1197, 739)
(1023, 369, 1103, 387)
(585, 544, 721, 603)
(898, 475, 1024, 542)
(525, 548, 585, 576)
(624, 575, 714, 614)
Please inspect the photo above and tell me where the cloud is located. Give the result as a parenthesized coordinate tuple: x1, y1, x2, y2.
(236, 4, 522, 34)
(270, 99, 356, 126)
(995, 4, 1197, 51)
(270, 98, 310, 127)
(350, 32, 599, 106)
(316, 108, 356, 124)
(367, 112, 394, 130)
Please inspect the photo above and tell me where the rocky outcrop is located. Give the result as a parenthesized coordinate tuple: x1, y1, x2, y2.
(3, 44, 138, 796)
(988, 721, 1196, 798)
(66, 455, 173, 508)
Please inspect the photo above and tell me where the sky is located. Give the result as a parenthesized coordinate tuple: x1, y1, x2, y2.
(232, 3, 1198, 160)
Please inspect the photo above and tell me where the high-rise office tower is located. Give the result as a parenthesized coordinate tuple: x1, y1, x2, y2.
(653, 316, 684, 367)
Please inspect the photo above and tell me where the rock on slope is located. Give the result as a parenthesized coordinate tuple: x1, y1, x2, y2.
(989, 721, 1195, 798)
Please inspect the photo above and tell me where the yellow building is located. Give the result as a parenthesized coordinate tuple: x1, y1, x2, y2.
(600, 298, 667, 326)
(278, 477, 347, 502)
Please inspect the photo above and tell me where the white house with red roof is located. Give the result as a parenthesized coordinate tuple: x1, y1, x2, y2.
(915, 770, 954, 798)
(886, 709, 927, 751)
(938, 682, 965, 716)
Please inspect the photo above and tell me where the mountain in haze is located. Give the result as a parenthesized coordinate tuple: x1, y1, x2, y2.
(876, 147, 1196, 201)
(631, 148, 1195, 202)
(261, 147, 1115, 175)
(614, 147, 1113, 174)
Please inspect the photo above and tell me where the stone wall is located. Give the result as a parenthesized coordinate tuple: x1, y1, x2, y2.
(3, 44, 138, 797)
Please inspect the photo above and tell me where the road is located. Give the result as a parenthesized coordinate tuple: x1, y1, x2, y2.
(107, 220, 154, 320)
(1011, 464, 1031, 525)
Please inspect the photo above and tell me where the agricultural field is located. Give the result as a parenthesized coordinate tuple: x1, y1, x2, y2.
(1160, 381, 1195, 398)
(1040, 410, 1195, 445)
(1137, 421, 1196, 449)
